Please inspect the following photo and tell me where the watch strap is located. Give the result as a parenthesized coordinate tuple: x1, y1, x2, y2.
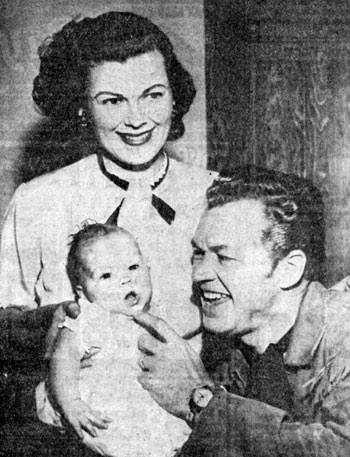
(186, 384, 226, 427)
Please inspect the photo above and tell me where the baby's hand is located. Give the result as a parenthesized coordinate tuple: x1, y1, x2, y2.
(63, 399, 111, 439)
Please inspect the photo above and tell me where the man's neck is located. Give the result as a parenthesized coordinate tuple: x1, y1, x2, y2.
(241, 280, 310, 354)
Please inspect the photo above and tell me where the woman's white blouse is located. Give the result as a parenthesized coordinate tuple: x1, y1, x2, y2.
(0, 154, 216, 334)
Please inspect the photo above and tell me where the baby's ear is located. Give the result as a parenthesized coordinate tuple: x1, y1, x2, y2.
(75, 285, 86, 300)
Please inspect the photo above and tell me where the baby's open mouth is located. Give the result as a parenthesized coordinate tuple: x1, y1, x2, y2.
(124, 291, 140, 306)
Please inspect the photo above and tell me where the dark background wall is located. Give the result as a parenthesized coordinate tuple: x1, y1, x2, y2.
(205, 0, 350, 286)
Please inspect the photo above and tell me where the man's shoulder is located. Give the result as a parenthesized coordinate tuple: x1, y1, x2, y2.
(322, 287, 350, 316)
(319, 286, 350, 342)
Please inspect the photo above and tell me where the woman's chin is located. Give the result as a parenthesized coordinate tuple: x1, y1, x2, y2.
(100, 143, 164, 171)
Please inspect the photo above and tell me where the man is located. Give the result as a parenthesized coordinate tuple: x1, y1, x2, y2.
(135, 166, 350, 456)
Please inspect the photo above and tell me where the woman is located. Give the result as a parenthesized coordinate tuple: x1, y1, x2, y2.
(0, 12, 215, 337)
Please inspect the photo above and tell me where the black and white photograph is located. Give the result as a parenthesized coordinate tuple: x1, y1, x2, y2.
(1, 1, 350, 456)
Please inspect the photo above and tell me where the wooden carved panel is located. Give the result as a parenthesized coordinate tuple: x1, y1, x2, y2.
(205, 0, 350, 285)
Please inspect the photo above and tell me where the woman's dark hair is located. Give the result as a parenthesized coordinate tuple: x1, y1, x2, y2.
(33, 11, 196, 141)
(207, 165, 326, 283)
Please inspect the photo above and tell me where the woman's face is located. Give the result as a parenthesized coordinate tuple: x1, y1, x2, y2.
(88, 50, 173, 167)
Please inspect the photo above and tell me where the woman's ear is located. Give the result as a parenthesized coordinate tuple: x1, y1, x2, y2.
(275, 250, 307, 289)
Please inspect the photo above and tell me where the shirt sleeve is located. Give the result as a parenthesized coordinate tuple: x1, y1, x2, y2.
(181, 389, 350, 457)
(0, 184, 42, 309)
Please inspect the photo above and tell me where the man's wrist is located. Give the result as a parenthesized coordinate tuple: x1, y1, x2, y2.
(186, 384, 227, 428)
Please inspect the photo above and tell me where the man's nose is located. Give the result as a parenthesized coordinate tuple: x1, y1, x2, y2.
(124, 101, 147, 129)
(192, 256, 216, 284)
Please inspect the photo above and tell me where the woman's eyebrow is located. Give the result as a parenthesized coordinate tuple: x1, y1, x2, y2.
(143, 83, 168, 95)
(93, 91, 123, 98)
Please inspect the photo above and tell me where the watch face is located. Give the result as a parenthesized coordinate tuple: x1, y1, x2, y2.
(193, 387, 214, 408)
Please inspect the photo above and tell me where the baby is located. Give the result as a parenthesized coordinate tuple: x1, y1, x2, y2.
(36, 223, 190, 457)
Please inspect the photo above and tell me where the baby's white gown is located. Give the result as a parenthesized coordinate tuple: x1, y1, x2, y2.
(37, 299, 191, 457)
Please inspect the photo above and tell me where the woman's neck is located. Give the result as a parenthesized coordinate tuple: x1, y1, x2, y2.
(100, 150, 168, 187)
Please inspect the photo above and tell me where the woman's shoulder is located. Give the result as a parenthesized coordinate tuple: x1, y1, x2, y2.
(20, 154, 99, 191)
(168, 157, 218, 188)
(12, 155, 100, 202)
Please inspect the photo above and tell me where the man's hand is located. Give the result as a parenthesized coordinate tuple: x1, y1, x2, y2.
(62, 399, 111, 439)
(44, 301, 80, 359)
(134, 311, 212, 420)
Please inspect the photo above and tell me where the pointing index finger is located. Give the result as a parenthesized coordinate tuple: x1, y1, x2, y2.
(133, 311, 180, 343)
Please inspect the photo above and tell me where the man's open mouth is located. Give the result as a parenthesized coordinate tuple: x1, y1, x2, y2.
(200, 290, 231, 307)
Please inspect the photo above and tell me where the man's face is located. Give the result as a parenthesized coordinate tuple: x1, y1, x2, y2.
(192, 199, 281, 336)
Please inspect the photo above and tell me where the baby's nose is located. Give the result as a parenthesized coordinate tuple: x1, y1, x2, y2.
(120, 275, 131, 286)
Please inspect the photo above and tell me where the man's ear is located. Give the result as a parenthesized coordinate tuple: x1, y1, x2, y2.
(275, 249, 307, 289)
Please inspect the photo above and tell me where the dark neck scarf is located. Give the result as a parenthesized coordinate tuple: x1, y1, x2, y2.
(240, 330, 294, 412)
(97, 152, 176, 226)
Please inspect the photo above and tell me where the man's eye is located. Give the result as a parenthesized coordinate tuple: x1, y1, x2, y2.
(217, 254, 234, 264)
(129, 264, 139, 271)
(100, 272, 111, 279)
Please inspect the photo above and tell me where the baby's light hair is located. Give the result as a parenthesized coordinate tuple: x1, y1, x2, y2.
(66, 223, 131, 292)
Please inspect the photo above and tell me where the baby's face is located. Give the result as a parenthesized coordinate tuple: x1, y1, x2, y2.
(78, 232, 152, 315)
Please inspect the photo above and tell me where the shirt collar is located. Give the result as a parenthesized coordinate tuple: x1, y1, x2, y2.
(284, 281, 326, 367)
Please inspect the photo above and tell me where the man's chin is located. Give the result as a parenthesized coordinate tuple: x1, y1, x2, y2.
(202, 315, 235, 334)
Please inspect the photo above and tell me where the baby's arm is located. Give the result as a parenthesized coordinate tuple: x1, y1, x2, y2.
(49, 327, 110, 438)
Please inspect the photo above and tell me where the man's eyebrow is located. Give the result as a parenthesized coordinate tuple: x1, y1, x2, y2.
(210, 245, 229, 253)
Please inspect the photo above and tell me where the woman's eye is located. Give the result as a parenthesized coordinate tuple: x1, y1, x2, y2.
(129, 264, 139, 271)
(100, 272, 111, 280)
(146, 92, 163, 100)
(101, 97, 123, 106)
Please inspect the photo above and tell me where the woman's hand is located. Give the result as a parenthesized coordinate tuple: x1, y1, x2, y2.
(134, 311, 212, 420)
(44, 301, 81, 359)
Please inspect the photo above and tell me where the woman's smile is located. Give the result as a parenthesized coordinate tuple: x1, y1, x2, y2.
(88, 51, 173, 167)
(116, 127, 155, 146)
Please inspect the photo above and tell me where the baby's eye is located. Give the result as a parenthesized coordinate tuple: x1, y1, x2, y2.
(129, 264, 139, 271)
(100, 272, 111, 280)
(192, 248, 204, 260)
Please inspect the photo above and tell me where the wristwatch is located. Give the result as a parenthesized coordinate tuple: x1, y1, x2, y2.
(186, 384, 226, 427)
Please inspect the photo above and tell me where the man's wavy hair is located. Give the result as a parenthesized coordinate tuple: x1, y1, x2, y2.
(33, 11, 195, 141)
(207, 166, 326, 282)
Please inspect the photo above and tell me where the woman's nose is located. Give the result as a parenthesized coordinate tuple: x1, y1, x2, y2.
(124, 101, 147, 129)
